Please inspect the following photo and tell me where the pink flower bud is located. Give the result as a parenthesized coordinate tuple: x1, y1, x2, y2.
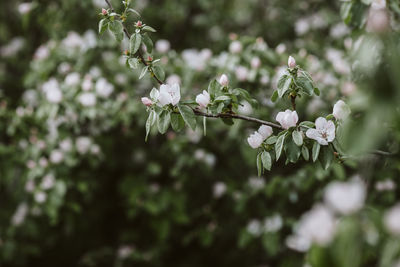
(141, 97, 153, 107)
(102, 8, 108, 15)
(136, 20, 143, 27)
(147, 56, 153, 62)
(288, 56, 296, 68)
(219, 74, 229, 87)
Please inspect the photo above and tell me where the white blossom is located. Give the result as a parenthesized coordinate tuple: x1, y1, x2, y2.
(235, 66, 248, 81)
(78, 92, 96, 106)
(166, 74, 181, 85)
(306, 117, 335, 145)
(371, 0, 386, 10)
(34, 191, 47, 203)
(229, 41, 242, 54)
(42, 79, 62, 103)
(195, 90, 210, 108)
(248, 176, 265, 190)
(324, 179, 366, 215)
(95, 78, 114, 97)
(213, 182, 227, 198)
(251, 57, 261, 69)
(333, 100, 351, 120)
(384, 204, 400, 236)
(50, 149, 64, 164)
(157, 83, 180, 106)
(41, 174, 55, 190)
(141, 97, 153, 107)
(76, 137, 92, 154)
(11, 203, 28, 226)
(60, 139, 73, 151)
(257, 125, 273, 140)
(64, 72, 81, 87)
(155, 39, 171, 53)
(276, 109, 298, 129)
(375, 179, 396, 191)
(247, 132, 264, 149)
(247, 219, 262, 236)
(18, 3, 33, 14)
(264, 214, 283, 233)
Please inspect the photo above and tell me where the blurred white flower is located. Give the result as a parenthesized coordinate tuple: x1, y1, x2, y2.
(89, 67, 102, 78)
(333, 100, 351, 120)
(306, 117, 335, 145)
(0, 37, 25, 57)
(91, 144, 101, 155)
(117, 245, 133, 259)
(276, 110, 298, 129)
(155, 39, 171, 53)
(79, 92, 96, 106)
(384, 204, 400, 236)
(34, 191, 47, 203)
(157, 83, 180, 106)
(25, 179, 35, 193)
(58, 62, 71, 74)
(275, 43, 286, 54)
(65, 72, 81, 87)
(264, 214, 283, 233)
(251, 57, 261, 69)
(375, 179, 396, 191)
(367, 8, 390, 33)
(42, 79, 62, 103)
(247, 219, 262, 236)
(260, 75, 270, 85)
(34, 45, 50, 60)
(41, 174, 55, 190)
(324, 179, 366, 215)
(23, 89, 38, 106)
(95, 78, 114, 97)
(11, 203, 28, 226)
(195, 90, 210, 108)
(330, 23, 350, 39)
(182, 49, 211, 71)
(248, 176, 265, 190)
(341, 82, 357, 96)
(371, 0, 386, 9)
(213, 182, 227, 198)
(295, 204, 336, 246)
(229, 41, 242, 54)
(18, 3, 33, 14)
(235, 66, 248, 81)
(76, 137, 92, 154)
(60, 139, 72, 152)
(50, 149, 64, 164)
(295, 18, 310, 36)
(247, 132, 264, 149)
(166, 74, 181, 85)
(81, 75, 93, 91)
(39, 157, 48, 168)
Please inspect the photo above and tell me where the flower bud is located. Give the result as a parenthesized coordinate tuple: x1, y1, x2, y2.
(257, 125, 273, 140)
(219, 74, 229, 87)
(251, 57, 261, 69)
(141, 97, 153, 107)
(288, 56, 296, 68)
(195, 90, 210, 108)
(135, 20, 143, 27)
(147, 56, 153, 62)
(101, 8, 108, 15)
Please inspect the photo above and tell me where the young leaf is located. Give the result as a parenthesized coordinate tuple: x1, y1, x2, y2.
(265, 135, 277, 145)
(314, 87, 320, 96)
(98, 18, 108, 34)
(271, 90, 278, 102)
(312, 142, 320, 162)
(127, 8, 141, 17)
(256, 153, 263, 177)
(296, 76, 314, 96)
(275, 132, 287, 161)
(128, 58, 139, 69)
(320, 145, 334, 170)
(292, 130, 303, 146)
(130, 33, 142, 54)
(208, 79, 221, 98)
(261, 151, 272, 171)
(145, 110, 156, 141)
(177, 104, 196, 130)
(301, 146, 310, 161)
(152, 66, 165, 82)
(214, 96, 231, 101)
(285, 138, 301, 163)
(277, 75, 292, 98)
(109, 20, 124, 42)
(142, 25, 156, 32)
(171, 113, 185, 132)
(142, 34, 153, 53)
(139, 66, 148, 79)
(157, 110, 171, 134)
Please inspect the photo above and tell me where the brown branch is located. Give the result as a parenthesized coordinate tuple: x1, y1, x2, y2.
(290, 95, 296, 110)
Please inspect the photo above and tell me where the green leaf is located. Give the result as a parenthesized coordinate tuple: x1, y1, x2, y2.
(109, 20, 124, 42)
(98, 18, 108, 34)
(214, 95, 231, 101)
(261, 151, 272, 171)
(139, 66, 148, 79)
(130, 33, 142, 54)
(301, 146, 309, 161)
(296, 76, 314, 96)
(314, 87, 320, 96)
(128, 58, 139, 69)
(256, 153, 263, 176)
(171, 113, 185, 132)
(127, 8, 141, 17)
(320, 145, 334, 170)
(271, 90, 278, 102)
(208, 79, 220, 97)
(152, 66, 165, 82)
(275, 132, 287, 161)
(292, 130, 303, 146)
(142, 25, 156, 32)
(221, 118, 234, 125)
(299, 121, 315, 129)
(277, 75, 292, 98)
(285, 138, 301, 163)
(312, 142, 321, 162)
(265, 135, 277, 145)
(177, 104, 196, 130)
(142, 34, 153, 53)
(145, 110, 156, 141)
(157, 110, 171, 134)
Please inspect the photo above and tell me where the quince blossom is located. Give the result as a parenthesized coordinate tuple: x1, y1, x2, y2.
(306, 117, 335, 145)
